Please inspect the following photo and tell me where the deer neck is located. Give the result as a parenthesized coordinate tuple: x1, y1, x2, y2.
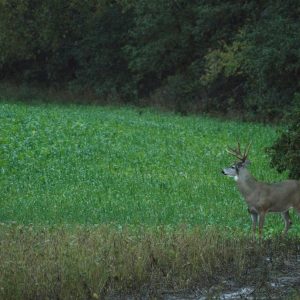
(236, 168, 258, 198)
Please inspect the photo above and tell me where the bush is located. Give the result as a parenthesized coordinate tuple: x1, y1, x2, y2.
(267, 94, 300, 179)
(200, 1, 300, 121)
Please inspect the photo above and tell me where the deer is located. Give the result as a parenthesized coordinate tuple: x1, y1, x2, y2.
(222, 142, 300, 239)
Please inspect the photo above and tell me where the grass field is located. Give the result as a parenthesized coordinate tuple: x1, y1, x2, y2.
(1, 100, 300, 298)
(0, 101, 295, 234)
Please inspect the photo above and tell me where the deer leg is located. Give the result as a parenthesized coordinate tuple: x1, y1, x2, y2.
(258, 212, 266, 240)
(281, 210, 292, 235)
(250, 212, 258, 240)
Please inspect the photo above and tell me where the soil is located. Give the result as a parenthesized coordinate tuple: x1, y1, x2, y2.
(109, 253, 300, 299)
(164, 254, 300, 299)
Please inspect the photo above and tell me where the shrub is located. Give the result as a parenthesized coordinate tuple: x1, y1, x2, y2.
(267, 94, 300, 179)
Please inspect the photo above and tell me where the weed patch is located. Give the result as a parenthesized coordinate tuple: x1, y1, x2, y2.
(1, 224, 299, 299)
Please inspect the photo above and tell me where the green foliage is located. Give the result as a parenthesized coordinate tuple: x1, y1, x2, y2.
(1, 101, 296, 236)
(1, 0, 300, 119)
(200, 1, 300, 120)
(73, 2, 135, 100)
(0, 0, 132, 94)
(124, 0, 197, 95)
(267, 94, 300, 179)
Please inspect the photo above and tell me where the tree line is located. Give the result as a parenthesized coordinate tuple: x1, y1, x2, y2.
(0, 0, 299, 176)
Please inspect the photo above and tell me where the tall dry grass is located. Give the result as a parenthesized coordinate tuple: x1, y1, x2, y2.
(0, 223, 299, 299)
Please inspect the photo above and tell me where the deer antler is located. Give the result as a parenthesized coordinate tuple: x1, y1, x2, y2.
(243, 141, 252, 159)
(226, 141, 252, 162)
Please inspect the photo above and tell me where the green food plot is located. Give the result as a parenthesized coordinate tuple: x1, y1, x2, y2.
(0, 101, 295, 235)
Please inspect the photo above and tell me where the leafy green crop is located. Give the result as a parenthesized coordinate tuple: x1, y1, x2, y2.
(0, 102, 295, 235)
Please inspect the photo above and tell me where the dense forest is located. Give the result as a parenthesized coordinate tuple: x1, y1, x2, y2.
(0, 0, 299, 176)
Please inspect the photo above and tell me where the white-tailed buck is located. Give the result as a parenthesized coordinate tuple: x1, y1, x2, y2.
(222, 142, 300, 238)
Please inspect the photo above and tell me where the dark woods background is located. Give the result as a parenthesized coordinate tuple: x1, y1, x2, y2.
(0, 0, 299, 177)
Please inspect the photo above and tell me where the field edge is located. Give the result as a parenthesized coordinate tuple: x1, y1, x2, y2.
(0, 224, 299, 299)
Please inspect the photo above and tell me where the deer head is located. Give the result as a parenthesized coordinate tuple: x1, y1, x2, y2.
(222, 142, 252, 179)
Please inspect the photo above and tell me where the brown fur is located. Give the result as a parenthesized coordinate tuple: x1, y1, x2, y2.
(236, 168, 300, 238)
